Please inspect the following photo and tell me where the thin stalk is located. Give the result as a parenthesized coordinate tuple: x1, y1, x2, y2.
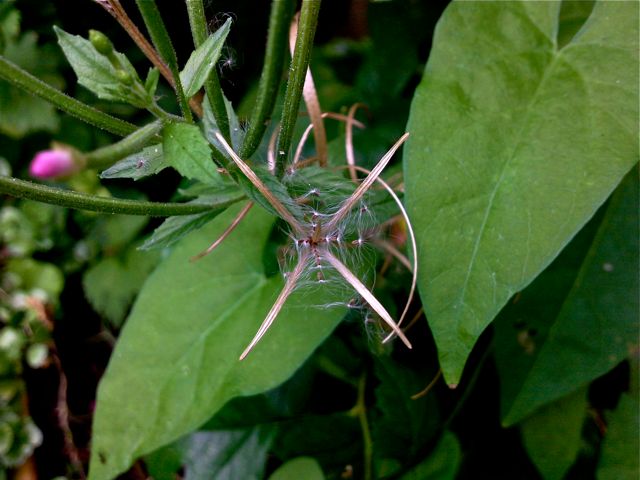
(239, 0, 295, 159)
(0, 176, 225, 216)
(85, 120, 163, 168)
(186, 0, 230, 141)
(275, 0, 321, 176)
(352, 374, 373, 480)
(100, 0, 172, 86)
(0, 56, 136, 137)
(97, 0, 203, 117)
(135, 0, 192, 122)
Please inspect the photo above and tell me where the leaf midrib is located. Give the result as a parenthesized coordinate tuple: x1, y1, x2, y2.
(454, 44, 563, 326)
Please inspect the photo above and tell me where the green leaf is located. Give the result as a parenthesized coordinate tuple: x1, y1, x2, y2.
(179, 426, 275, 480)
(272, 413, 361, 473)
(404, 0, 639, 384)
(372, 358, 439, 469)
(399, 431, 461, 480)
(521, 387, 587, 480)
(88, 206, 345, 479)
(163, 123, 222, 185)
(7, 258, 63, 301)
(88, 214, 148, 251)
(100, 144, 168, 181)
(500, 171, 639, 425)
(597, 362, 639, 480)
(0, 10, 60, 137)
(54, 26, 150, 107)
(203, 92, 244, 152)
(140, 194, 242, 251)
(83, 246, 160, 327)
(269, 457, 325, 480)
(144, 67, 160, 97)
(180, 18, 232, 98)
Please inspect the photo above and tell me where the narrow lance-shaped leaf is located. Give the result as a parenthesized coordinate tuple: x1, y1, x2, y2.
(180, 18, 231, 98)
(139, 187, 244, 251)
(404, 0, 639, 384)
(100, 144, 167, 181)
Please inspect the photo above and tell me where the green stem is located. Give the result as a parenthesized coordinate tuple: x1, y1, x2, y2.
(0, 176, 222, 216)
(275, 0, 321, 176)
(186, 0, 231, 141)
(136, 0, 193, 122)
(0, 56, 136, 137)
(85, 120, 163, 168)
(239, 0, 295, 159)
(353, 374, 373, 480)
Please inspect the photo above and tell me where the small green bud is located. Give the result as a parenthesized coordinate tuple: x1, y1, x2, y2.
(116, 69, 133, 86)
(89, 29, 114, 56)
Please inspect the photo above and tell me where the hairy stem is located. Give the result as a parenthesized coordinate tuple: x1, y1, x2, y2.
(0, 56, 136, 137)
(186, 0, 231, 141)
(275, 0, 321, 176)
(136, 0, 193, 122)
(239, 0, 295, 159)
(0, 176, 227, 216)
(85, 120, 163, 168)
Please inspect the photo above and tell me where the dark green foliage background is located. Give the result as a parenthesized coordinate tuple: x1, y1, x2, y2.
(0, 1, 637, 479)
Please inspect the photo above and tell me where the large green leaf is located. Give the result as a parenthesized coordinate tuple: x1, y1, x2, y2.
(521, 387, 587, 480)
(83, 245, 159, 327)
(372, 358, 439, 474)
(180, 426, 275, 480)
(501, 171, 638, 425)
(145, 425, 275, 480)
(88, 206, 345, 479)
(399, 431, 461, 480)
(404, 0, 639, 383)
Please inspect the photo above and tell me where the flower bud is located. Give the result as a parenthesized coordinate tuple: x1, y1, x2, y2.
(29, 148, 79, 179)
(115, 69, 133, 86)
(89, 29, 114, 56)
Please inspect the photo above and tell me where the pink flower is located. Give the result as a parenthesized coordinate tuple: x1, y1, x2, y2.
(29, 148, 78, 179)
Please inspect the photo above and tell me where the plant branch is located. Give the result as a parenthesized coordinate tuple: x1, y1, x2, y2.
(186, 0, 231, 140)
(352, 374, 373, 480)
(239, 0, 295, 159)
(96, 0, 203, 117)
(275, 0, 321, 176)
(0, 176, 229, 216)
(0, 56, 136, 137)
(51, 353, 86, 480)
(135, 0, 193, 122)
(85, 120, 163, 168)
